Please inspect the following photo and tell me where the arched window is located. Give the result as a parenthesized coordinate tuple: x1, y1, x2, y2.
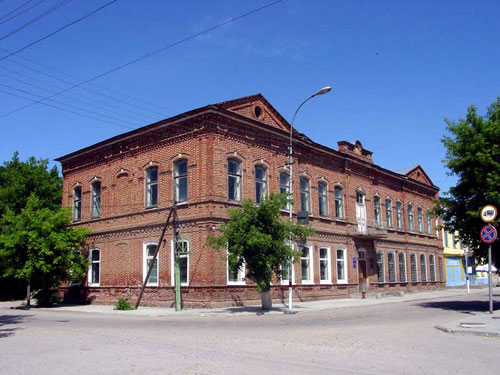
(374, 196, 381, 225)
(88, 248, 100, 286)
(420, 253, 427, 282)
(91, 181, 101, 219)
(388, 252, 396, 283)
(410, 253, 418, 282)
(334, 186, 344, 219)
(385, 199, 393, 228)
(300, 177, 310, 213)
(426, 210, 432, 234)
(417, 207, 423, 233)
(73, 186, 81, 222)
(145, 167, 158, 208)
(279, 171, 290, 210)
(174, 159, 188, 203)
(429, 254, 436, 282)
(318, 182, 328, 217)
(254, 166, 267, 204)
(396, 201, 403, 230)
(398, 252, 407, 282)
(227, 159, 242, 201)
(408, 204, 414, 231)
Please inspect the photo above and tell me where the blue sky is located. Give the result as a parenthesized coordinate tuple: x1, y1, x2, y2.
(1, 0, 498, 195)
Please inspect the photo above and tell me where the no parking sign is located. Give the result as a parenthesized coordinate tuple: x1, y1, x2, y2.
(480, 225, 497, 244)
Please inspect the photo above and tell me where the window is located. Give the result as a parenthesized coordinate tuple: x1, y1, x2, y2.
(336, 248, 347, 283)
(443, 230, 449, 247)
(417, 207, 423, 233)
(88, 248, 100, 286)
(396, 202, 403, 230)
(73, 186, 81, 222)
(143, 242, 158, 286)
(145, 167, 158, 208)
(374, 196, 381, 225)
(319, 247, 331, 283)
(398, 252, 407, 282)
(227, 159, 242, 201)
(388, 252, 396, 283)
(299, 245, 313, 284)
(255, 166, 267, 204)
(410, 253, 418, 282)
(426, 211, 432, 234)
(438, 257, 444, 281)
(334, 187, 344, 219)
(356, 191, 365, 204)
(279, 171, 290, 210)
(91, 181, 101, 219)
(429, 254, 436, 282)
(318, 182, 328, 217)
(451, 232, 456, 248)
(227, 252, 245, 285)
(174, 159, 188, 203)
(385, 199, 393, 228)
(171, 238, 189, 286)
(408, 204, 414, 231)
(420, 254, 427, 282)
(300, 178, 310, 213)
(376, 251, 385, 283)
(281, 258, 294, 285)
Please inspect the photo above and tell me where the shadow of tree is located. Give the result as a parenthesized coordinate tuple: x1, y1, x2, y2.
(415, 300, 500, 313)
(0, 314, 29, 338)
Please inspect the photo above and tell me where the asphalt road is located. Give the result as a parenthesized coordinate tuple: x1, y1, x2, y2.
(1, 291, 498, 375)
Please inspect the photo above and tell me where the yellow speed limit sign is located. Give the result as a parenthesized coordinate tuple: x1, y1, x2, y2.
(481, 205, 497, 223)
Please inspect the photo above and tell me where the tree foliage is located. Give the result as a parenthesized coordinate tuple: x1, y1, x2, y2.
(435, 98, 500, 262)
(208, 194, 315, 294)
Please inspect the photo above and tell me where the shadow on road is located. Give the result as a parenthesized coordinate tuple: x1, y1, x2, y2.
(0, 314, 29, 338)
(415, 300, 500, 313)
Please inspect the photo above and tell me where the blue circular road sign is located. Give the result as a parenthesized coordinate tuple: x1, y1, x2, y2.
(480, 225, 497, 244)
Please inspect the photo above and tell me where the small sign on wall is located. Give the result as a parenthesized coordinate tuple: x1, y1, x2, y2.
(353, 257, 357, 269)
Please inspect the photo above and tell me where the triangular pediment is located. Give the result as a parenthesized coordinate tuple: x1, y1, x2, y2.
(214, 94, 290, 132)
(399, 165, 434, 186)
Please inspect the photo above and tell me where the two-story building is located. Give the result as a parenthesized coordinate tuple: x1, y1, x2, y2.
(57, 94, 445, 307)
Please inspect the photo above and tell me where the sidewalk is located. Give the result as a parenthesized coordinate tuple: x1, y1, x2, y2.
(434, 310, 500, 338)
(1, 287, 495, 319)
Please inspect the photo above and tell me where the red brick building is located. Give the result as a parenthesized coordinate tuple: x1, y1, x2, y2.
(57, 94, 444, 307)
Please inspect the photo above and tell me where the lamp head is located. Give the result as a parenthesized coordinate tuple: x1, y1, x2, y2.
(312, 86, 332, 97)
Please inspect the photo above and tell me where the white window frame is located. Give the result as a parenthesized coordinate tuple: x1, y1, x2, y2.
(396, 201, 403, 230)
(171, 238, 189, 286)
(319, 246, 331, 284)
(376, 251, 385, 283)
(227, 251, 245, 285)
(429, 254, 436, 282)
(91, 181, 101, 219)
(227, 159, 242, 202)
(336, 247, 348, 284)
(174, 159, 188, 203)
(279, 171, 291, 211)
(417, 207, 423, 233)
(426, 209, 432, 235)
(299, 177, 311, 214)
(374, 196, 382, 226)
(385, 199, 393, 228)
(334, 186, 344, 219)
(88, 248, 100, 286)
(299, 244, 314, 284)
(398, 252, 407, 283)
(280, 242, 295, 285)
(255, 165, 267, 204)
(143, 241, 159, 287)
(408, 204, 414, 231)
(145, 167, 158, 208)
(420, 253, 427, 282)
(388, 252, 396, 283)
(410, 253, 418, 282)
(73, 186, 82, 222)
(318, 182, 328, 217)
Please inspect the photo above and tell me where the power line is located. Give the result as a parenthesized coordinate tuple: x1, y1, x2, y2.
(0, 0, 34, 22)
(0, 0, 282, 120)
(0, 0, 46, 26)
(0, 0, 118, 61)
(0, 0, 71, 42)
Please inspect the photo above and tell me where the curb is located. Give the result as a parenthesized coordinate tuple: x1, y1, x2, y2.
(434, 325, 500, 338)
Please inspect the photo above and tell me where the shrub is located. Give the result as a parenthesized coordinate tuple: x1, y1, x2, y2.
(114, 297, 134, 310)
(34, 289, 60, 307)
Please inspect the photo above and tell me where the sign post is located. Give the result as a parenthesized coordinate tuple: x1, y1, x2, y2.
(480, 221, 497, 314)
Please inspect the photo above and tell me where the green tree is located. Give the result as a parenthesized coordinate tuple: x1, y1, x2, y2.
(435, 98, 500, 263)
(208, 194, 315, 309)
(0, 196, 90, 306)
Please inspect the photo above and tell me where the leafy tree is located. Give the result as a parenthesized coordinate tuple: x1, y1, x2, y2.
(208, 193, 315, 309)
(0, 196, 90, 306)
(435, 98, 500, 263)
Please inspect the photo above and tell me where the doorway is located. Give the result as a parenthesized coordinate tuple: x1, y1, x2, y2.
(358, 249, 367, 296)
(356, 191, 366, 233)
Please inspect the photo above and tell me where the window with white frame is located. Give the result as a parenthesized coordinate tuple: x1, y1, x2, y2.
(408, 204, 414, 231)
(429, 254, 436, 282)
(143, 242, 159, 286)
(227, 252, 245, 285)
(388, 252, 396, 283)
(376, 251, 385, 283)
(227, 159, 242, 201)
(334, 186, 344, 219)
(319, 247, 331, 283)
(318, 182, 328, 217)
(299, 244, 313, 284)
(73, 186, 82, 222)
(279, 171, 290, 210)
(398, 252, 407, 282)
(417, 207, 423, 233)
(420, 253, 427, 282)
(438, 257, 444, 281)
(374, 196, 382, 225)
(145, 167, 158, 208)
(91, 181, 101, 219)
(336, 248, 347, 283)
(299, 178, 310, 213)
(396, 201, 403, 230)
(451, 232, 456, 248)
(410, 253, 418, 282)
(255, 166, 267, 204)
(88, 248, 100, 286)
(281, 258, 294, 285)
(174, 159, 188, 203)
(171, 238, 189, 286)
(385, 199, 392, 228)
(426, 210, 432, 234)
(444, 230, 449, 247)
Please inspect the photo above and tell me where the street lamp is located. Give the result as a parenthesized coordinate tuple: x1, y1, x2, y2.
(287, 86, 331, 313)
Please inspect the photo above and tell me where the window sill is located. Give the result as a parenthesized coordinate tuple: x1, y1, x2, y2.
(301, 280, 314, 285)
(145, 205, 158, 210)
(336, 280, 348, 284)
(320, 281, 333, 285)
(88, 283, 100, 287)
(227, 281, 246, 286)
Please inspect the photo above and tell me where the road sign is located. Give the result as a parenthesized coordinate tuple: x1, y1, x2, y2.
(481, 205, 497, 223)
(480, 225, 497, 244)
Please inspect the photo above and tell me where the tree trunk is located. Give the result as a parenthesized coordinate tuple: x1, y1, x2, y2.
(26, 283, 31, 310)
(260, 286, 272, 310)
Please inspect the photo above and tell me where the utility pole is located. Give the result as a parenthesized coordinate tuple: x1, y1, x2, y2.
(488, 244, 493, 314)
(173, 204, 182, 312)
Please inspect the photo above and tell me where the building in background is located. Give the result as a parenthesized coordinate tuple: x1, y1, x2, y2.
(57, 94, 445, 307)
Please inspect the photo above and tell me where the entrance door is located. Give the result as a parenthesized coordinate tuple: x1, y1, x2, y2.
(356, 191, 367, 233)
(358, 249, 367, 293)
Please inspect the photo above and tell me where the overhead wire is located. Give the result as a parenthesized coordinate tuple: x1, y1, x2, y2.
(0, 0, 35, 22)
(0, 0, 283, 120)
(0, 0, 46, 26)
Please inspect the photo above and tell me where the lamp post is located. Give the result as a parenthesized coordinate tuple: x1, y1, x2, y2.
(287, 86, 331, 313)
